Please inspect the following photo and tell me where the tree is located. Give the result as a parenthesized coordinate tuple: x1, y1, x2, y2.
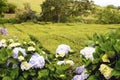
(40, 0, 93, 22)
(0, 0, 7, 17)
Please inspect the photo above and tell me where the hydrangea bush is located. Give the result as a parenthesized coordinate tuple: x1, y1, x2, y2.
(0, 35, 75, 80)
(77, 28, 120, 80)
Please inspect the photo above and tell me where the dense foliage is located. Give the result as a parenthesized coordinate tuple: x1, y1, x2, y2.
(96, 7, 120, 24)
(79, 28, 120, 80)
(0, 35, 75, 80)
(40, 0, 93, 22)
(0, 0, 7, 17)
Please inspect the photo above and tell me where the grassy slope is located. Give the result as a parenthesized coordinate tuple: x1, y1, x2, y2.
(1, 23, 120, 54)
(7, 0, 45, 13)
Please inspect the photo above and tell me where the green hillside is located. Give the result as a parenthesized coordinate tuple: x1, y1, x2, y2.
(7, 0, 45, 12)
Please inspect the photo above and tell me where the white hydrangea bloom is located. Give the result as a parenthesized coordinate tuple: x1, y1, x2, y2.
(0, 39, 6, 43)
(57, 60, 74, 66)
(99, 64, 113, 79)
(80, 47, 95, 60)
(21, 61, 31, 71)
(27, 46, 36, 51)
(65, 60, 74, 66)
(8, 39, 14, 43)
(0, 39, 7, 48)
(28, 41, 36, 46)
(56, 44, 71, 54)
(8, 42, 21, 49)
(18, 56, 25, 61)
(57, 61, 65, 65)
(13, 47, 27, 58)
(29, 52, 45, 69)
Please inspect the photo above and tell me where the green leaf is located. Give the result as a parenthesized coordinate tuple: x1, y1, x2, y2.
(10, 68, 19, 79)
(8, 58, 18, 64)
(38, 69, 49, 79)
(18, 76, 24, 80)
(106, 51, 115, 58)
(87, 75, 98, 80)
(23, 72, 29, 79)
(115, 59, 120, 70)
(0, 48, 8, 61)
(2, 76, 12, 80)
(112, 70, 120, 77)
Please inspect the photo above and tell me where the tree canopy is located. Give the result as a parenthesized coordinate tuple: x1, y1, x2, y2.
(40, 0, 93, 22)
(0, 0, 7, 17)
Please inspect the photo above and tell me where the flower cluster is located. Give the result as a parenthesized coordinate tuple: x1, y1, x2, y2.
(72, 65, 89, 80)
(57, 60, 74, 66)
(0, 39, 45, 71)
(99, 64, 113, 79)
(0, 27, 8, 36)
(56, 44, 71, 58)
(80, 46, 95, 61)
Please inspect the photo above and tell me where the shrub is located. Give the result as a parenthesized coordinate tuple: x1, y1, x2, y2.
(4, 3, 16, 13)
(75, 28, 120, 80)
(0, 35, 75, 80)
(16, 3, 37, 23)
(96, 8, 120, 24)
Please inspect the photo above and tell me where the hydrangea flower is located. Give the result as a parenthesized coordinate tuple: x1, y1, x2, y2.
(57, 60, 74, 66)
(21, 61, 31, 71)
(99, 64, 113, 79)
(29, 52, 45, 69)
(56, 44, 71, 58)
(27, 46, 36, 51)
(8, 42, 21, 49)
(72, 73, 89, 80)
(57, 61, 65, 65)
(0, 28, 8, 36)
(28, 41, 36, 46)
(65, 60, 74, 66)
(0, 39, 7, 48)
(72, 65, 89, 80)
(80, 47, 95, 60)
(13, 47, 27, 58)
(8, 39, 14, 43)
(56, 44, 71, 54)
(76, 65, 86, 75)
(102, 54, 110, 62)
(18, 56, 25, 61)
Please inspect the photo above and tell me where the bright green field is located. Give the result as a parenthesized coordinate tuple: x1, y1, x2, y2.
(7, 0, 45, 13)
(1, 23, 120, 54)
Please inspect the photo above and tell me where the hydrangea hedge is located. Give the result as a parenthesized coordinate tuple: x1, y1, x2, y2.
(78, 28, 120, 80)
(1, 28, 120, 80)
(0, 35, 75, 80)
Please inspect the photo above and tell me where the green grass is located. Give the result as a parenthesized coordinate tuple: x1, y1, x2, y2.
(7, 0, 45, 13)
(1, 23, 120, 54)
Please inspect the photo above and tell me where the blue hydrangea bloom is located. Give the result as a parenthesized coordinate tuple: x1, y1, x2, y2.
(72, 73, 89, 80)
(0, 28, 8, 36)
(56, 44, 71, 54)
(29, 52, 45, 69)
(76, 65, 85, 75)
(13, 47, 27, 58)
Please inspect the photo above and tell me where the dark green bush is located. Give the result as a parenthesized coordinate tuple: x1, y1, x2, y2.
(4, 3, 17, 13)
(96, 8, 120, 24)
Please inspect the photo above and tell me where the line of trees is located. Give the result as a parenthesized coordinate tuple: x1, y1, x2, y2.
(1, 0, 120, 24)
